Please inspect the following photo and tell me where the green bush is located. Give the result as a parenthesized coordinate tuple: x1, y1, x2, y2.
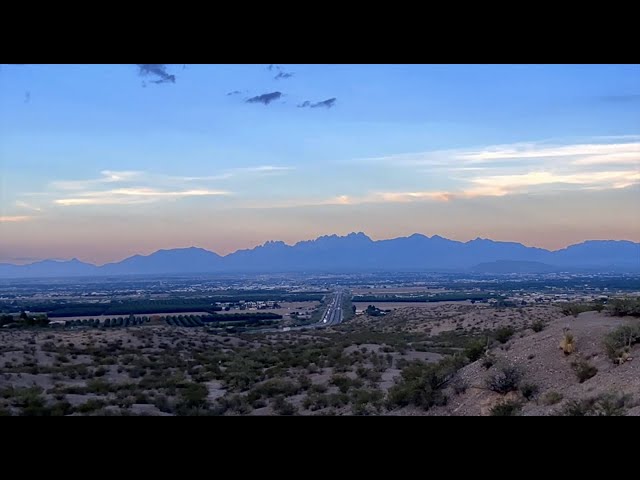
(86, 379, 112, 394)
(51, 401, 74, 416)
(490, 400, 522, 416)
(386, 356, 465, 411)
(560, 302, 601, 317)
(486, 364, 522, 394)
(451, 377, 468, 395)
(603, 323, 640, 363)
(464, 340, 487, 362)
(251, 378, 301, 399)
(519, 382, 539, 400)
(558, 393, 630, 416)
(273, 396, 297, 415)
(494, 326, 515, 344)
(309, 383, 327, 394)
(541, 391, 563, 406)
(571, 358, 598, 383)
(154, 394, 173, 413)
(531, 320, 545, 333)
(481, 353, 496, 370)
(330, 375, 363, 394)
(76, 399, 107, 414)
(179, 383, 209, 410)
(607, 298, 640, 317)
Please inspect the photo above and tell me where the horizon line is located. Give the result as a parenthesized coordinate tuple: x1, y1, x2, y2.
(3, 231, 639, 267)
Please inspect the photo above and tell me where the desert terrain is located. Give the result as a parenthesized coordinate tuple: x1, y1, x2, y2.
(1, 299, 638, 416)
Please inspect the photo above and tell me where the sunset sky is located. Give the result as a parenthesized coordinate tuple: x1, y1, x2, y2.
(1, 64, 639, 264)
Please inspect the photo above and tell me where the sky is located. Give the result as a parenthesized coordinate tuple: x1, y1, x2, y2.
(0, 64, 639, 264)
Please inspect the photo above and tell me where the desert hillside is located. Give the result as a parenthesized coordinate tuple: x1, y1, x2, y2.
(1, 301, 638, 416)
(426, 310, 640, 416)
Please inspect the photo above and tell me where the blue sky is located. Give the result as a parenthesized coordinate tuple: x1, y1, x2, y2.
(1, 64, 639, 263)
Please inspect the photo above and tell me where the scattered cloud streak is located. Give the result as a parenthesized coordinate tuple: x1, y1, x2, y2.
(0, 216, 32, 223)
(136, 64, 176, 84)
(267, 65, 294, 80)
(274, 66, 294, 80)
(40, 165, 294, 208)
(246, 91, 282, 105)
(298, 98, 336, 109)
(275, 71, 294, 80)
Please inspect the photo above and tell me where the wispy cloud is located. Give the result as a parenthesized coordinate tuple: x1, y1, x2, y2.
(246, 92, 282, 105)
(15, 200, 42, 212)
(52, 170, 142, 191)
(43, 166, 294, 208)
(0, 216, 32, 222)
(234, 165, 294, 173)
(180, 173, 235, 181)
(337, 138, 640, 204)
(602, 94, 640, 103)
(55, 188, 230, 206)
(459, 142, 640, 163)
(357, 140, 640, 168)
(468, 170, 640, 196)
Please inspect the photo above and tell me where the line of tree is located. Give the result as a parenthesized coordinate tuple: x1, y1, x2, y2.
(353, 293, 499, 303)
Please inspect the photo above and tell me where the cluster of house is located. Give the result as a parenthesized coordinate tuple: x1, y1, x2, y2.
(216, 300, 281, 311)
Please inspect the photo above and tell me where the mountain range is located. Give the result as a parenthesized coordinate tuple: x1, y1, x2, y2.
(1, 233, 638, 278)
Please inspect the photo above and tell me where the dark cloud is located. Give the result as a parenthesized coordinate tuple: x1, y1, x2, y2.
(602, 94, 640, 102)
(246, 91, 283, 105)
(136, 64, 176, 84)
(267, 64, 275, 71)
(275, 71, 294, 80)
(298, 98, 337, 109)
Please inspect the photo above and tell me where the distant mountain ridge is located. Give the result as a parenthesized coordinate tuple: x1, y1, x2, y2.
(1, 233, 638, 278)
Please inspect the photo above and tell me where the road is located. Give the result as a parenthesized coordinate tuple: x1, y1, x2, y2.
(256, 289, 346, 333)
(320, 289, 344, 326)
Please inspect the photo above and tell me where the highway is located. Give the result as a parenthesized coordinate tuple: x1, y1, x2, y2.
(320, 289, 344, 326)
(260, 289, 346, 333)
